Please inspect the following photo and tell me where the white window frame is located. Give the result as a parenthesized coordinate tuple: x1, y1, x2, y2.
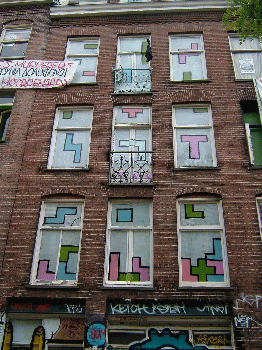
(177, 198, 230, 288)
(256, 197, 262, 240)
(65, 37, 100, 84)
(228, 34, 262, 80)
(0, 92, 15, 141)
(172, 104, 217, 168)
(169, 34, 207, 82)
(47, 106, 93, 169)
(104, 199, 153, 287)
(30, 199, 84, 286)
(0, 25, 31, 59)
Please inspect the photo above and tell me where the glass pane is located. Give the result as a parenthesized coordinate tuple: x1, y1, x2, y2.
(176, 128, 214, 167)
(43, 203, 83, 227)
(0, 91, 15, 104)
(38, 230, 60, 274)
(120, 37, 147, 53)
(110, 230, 128, 275)
(232, 52, 261, 79)
(135, 129, 150, 155)
(180, 202, 220, 226)
(58, 109, 92, 128)
(4, 28, 31, 41)
(230, 37, 261, 50)
(0, 42, 28, 57)
(68, 39, 99, 55)
(119, 54, 132, 69)
(170, 36, 202, 52)
(69, 56, 97, 83)
(175, 107, 209, 126)
(243, 112, 260, 125)
(11, 320, 41, 344)
(52, 130, 90, 168)
(111, 202, 150, 227)
(115, 107, 150, 125)
(181, 230, 224, 282)
(133, 230, 150, 267)
(172, 53, 204, 81)
(250, 127, 262, 165)
(0, 109, 11, 140)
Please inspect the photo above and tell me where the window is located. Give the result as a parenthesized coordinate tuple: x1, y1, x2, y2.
(256, 198, 262, 240)
(65, 37, 99, 84)
(48, 107, 93, 169)
(169, 34, 207, 81)
(0, 91, 15, 141)
(114, 36, 152, 93)
(172, 105, 217, 168)
(110, 106, 152, 183)
(30, 200, 84, 285)
(104, 199, 153, 286)
(177, 198, 229, 287)
(241, 100, 262, 166)
(229, 35, 262, 80)
(0, 26, 31, 59)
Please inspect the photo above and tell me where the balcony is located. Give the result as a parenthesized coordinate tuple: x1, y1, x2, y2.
(109, 151, 153, 184)
(113, 68, 152, 93)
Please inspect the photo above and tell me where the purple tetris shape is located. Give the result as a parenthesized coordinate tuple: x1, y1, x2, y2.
(37, 261, 55, 280)
(178, 43, 198, 64)
(109, 253, 119, 281)
(181, 135, 208, 159)
(132, 257, 149, 281)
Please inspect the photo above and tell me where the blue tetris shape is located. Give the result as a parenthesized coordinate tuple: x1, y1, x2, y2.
(44, 207, 77, 224)
(206, 238, 223, 261)
(57, 262, 77, 280)
(64, 133, 82, 163)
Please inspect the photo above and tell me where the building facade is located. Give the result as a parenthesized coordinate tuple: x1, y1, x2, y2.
(0, 0, 262, 349)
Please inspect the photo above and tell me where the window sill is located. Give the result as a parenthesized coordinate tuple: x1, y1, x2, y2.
(40, 167, 91, 172)
(107, 182, 155, 186)
(27, 284, 80, 289)
(173, 166, 221, 171)
(178, 286, 235, 290)
(102, 285, 156, 290)
(248, 165, 262, 170)
(112, 91, 153, 96)
(68, 82, 98, 86)
(170, 79, 211, 84)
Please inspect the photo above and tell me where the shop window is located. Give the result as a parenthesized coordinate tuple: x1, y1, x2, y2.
(30, 200, 84, 285)
(104, 199, 153, 286)
(0, 26, 31, 59)
(228, 35, 262, 80)
(47, 107, 93, 169)
(169, 34, 207, 81)
(110, 106, 152, 184)
(177, 198, 230, 287)
(65, 37, 99, 84)
(114, 36, 152, 93)
(0, 91, 15, 141)
(172, 105, 217, 168)
(241, 100, 262, 166)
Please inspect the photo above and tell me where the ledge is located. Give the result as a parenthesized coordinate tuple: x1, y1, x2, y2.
(170, 79, 211, 84)
(40, 167, 91, 172)
(107, 182, 155, 186)
(112, 91, 153, 96)
(0, 0, 52, 6)
(178, 286, 235, 291)
(102, 286, 156, 290)
(26, 284, 80, 289)
(172, 166, 221, 171)
(248, 165, 262, 170)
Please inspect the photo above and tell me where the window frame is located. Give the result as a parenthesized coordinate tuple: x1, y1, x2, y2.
(172, 104, 217, 168)
(177, 198, 230, 288)
(65, 37, 100, 84)
(0, 25, 32, 60)
(30, 199, 84, 286)
(0, 91, 15, 141)
(104, 199, 153, 287)
(256, 197, 262, 240)
(169, 34, 207, 82)
(47, 106, 93, 170)
(228, 34, 262, 80)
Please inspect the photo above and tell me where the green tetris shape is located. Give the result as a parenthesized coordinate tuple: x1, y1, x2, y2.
(185, 204, 205, 219)
(193, 108, 208, 113)
(142, 41, 148, 65)
(59, 246, 79, 262)
(191, 259, 215, 282)
(119, 273, 140, 282)
(183, 71, 192, 81)
(63, 111, 73, 119)
(84, 43, 98, 49)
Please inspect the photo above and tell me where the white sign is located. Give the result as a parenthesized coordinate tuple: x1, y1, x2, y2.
(0, 60, 78, 89)
(239, 59, 255, 74)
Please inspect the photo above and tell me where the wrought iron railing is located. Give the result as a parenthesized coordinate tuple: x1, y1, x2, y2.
(113, 68, 151, 93)
(110, 151, 153, 184)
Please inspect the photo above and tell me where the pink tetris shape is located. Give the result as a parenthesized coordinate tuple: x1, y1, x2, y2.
(181, 259, 198, 282)
(132, 257, 149, 281)
(207, 260, 224, 274)
(181, 135, 208, 159)
(82, 71, 95, 76)
(122, 108, 143, 118)
(178, 43, 199, 64)
(37, 261, 55, 281)
(109, 253, 119, 281)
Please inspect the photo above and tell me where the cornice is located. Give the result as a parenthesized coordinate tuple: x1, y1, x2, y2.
(51, 0, 230, 18)
(0, 0, 52, 7)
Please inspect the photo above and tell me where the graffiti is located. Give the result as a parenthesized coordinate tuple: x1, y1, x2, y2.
(10, 302, 33, 311)
(193, 333, 231, 347)
(65, 303, 84, 314)
(35, 304, 51, 312)
(234, 315, 252, 328)
(234, 293, 262, 311)
(0, 60, 78, 89)
(86, 322, 106, 347)
(196, 304, 229, 316)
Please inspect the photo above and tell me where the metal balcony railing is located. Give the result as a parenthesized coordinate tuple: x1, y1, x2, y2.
(110, 151, 153, 184)
(113, 68, 152, 93)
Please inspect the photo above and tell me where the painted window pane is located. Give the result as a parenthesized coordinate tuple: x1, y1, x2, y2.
(170, 35, 207, 81)
(115, 107, 150, 124)
(178, 200, 229, 287)
(120, 38, 146, 53)
(48, 108, 93, 169)
(173, 105, 216, 168)
(65, 38, 99, 84)
(105, 200, 152, 285)
(229, 35, 262, 79)
(31, 201, 83, 285)
(0, 27, 31, 59)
